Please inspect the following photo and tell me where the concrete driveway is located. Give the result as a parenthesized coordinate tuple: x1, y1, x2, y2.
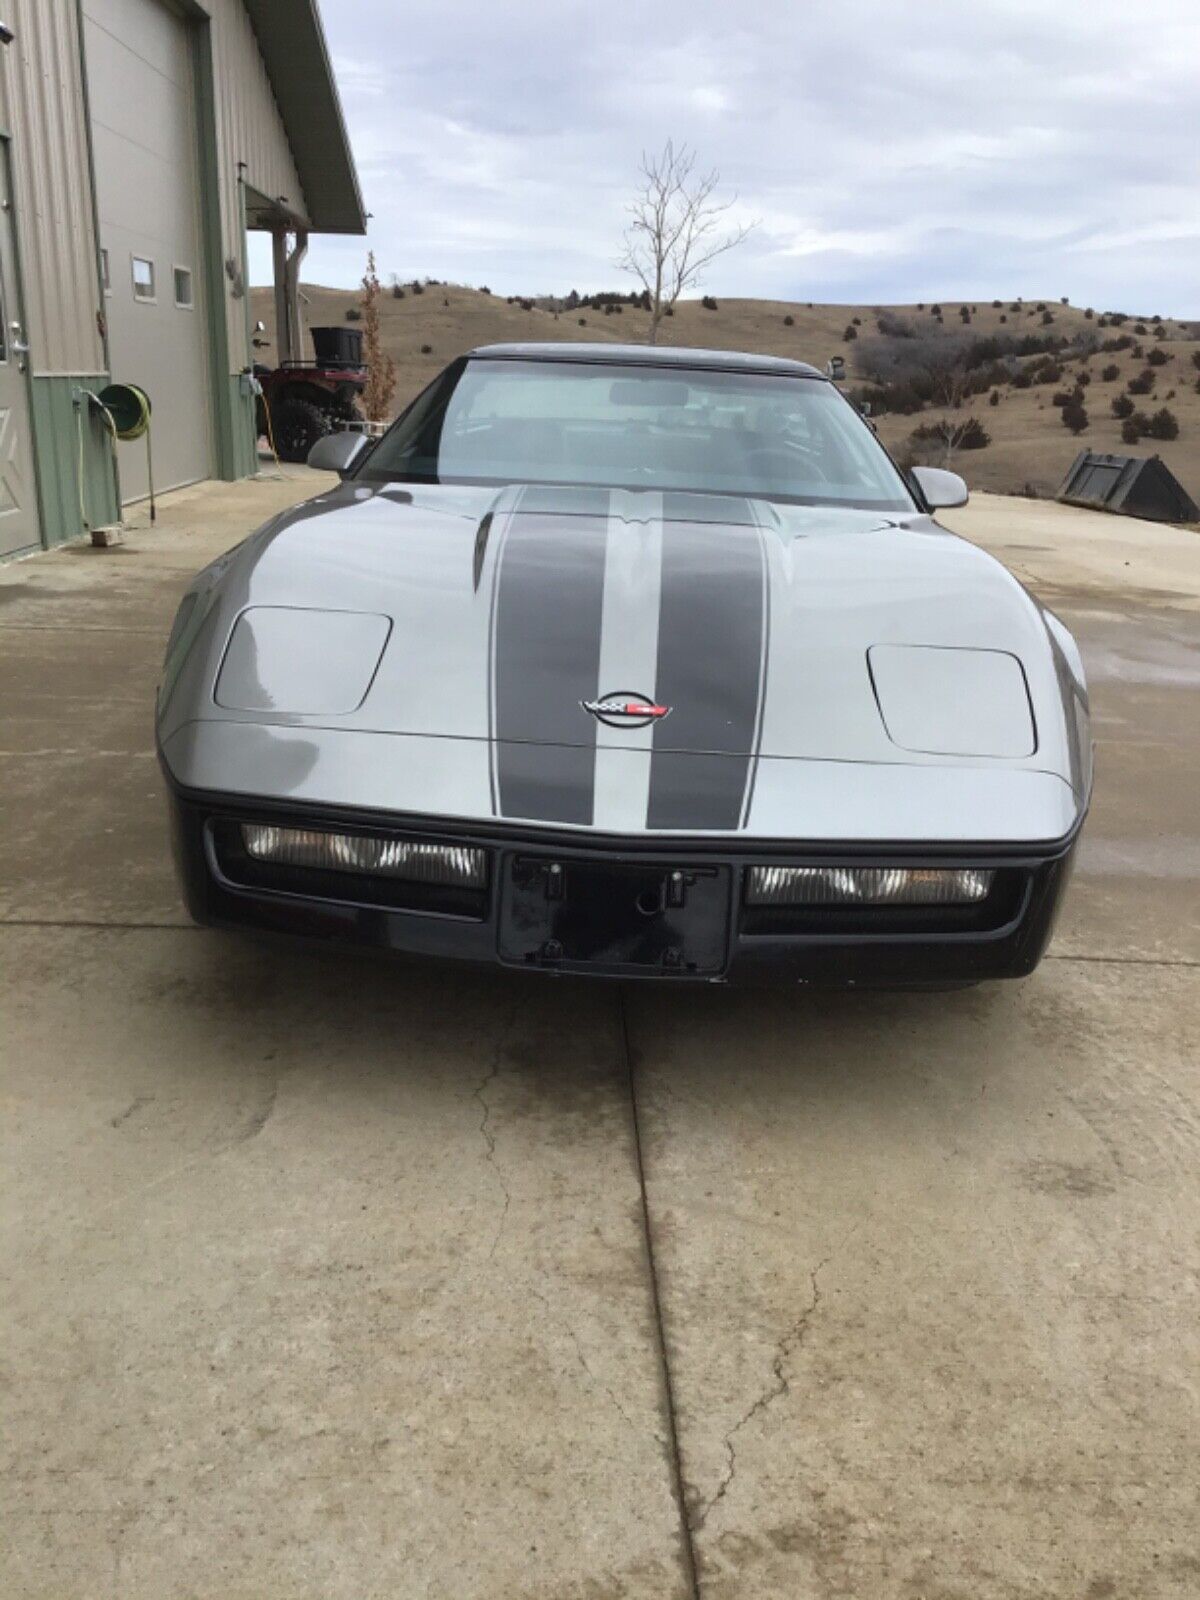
(2, 478, 1197, 1599)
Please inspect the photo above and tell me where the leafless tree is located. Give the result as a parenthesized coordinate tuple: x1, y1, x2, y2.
(360, 252, 397, 422)
(619, 141, 756, 344)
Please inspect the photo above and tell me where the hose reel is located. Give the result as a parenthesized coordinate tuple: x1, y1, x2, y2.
(99, 382, 156, 523)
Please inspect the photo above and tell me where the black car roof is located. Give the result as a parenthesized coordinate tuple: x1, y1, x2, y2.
(468, 342, 826, 379)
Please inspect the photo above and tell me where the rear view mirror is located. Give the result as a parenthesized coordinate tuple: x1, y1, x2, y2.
(910, 465, 969, 509)
(307, 431, 369, 476)
(609, 379, 689, 407)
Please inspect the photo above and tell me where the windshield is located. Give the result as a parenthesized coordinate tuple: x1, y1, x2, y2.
(357, 358, 916, 511)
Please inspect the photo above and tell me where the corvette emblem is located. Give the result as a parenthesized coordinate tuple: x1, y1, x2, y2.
(581, 691, 672, 729)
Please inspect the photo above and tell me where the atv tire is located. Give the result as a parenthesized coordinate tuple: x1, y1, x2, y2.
(271, 398, 333, 464)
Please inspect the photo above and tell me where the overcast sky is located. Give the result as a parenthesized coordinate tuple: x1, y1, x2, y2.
(250, 0, 1200, 315)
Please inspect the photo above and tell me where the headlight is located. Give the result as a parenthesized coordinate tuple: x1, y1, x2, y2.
(746, 865, 993, 906)
(241, 825, 488, 889)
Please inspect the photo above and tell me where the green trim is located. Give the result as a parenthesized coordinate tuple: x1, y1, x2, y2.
(229, 375, 259, 479)
(29, 377, 120, 546)
(192, 19, 245, 482)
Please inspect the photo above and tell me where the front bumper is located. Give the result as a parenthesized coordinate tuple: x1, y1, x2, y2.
(166, 782, 1080, 986)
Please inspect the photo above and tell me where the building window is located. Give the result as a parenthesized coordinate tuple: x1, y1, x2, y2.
(131, 256, 156, 302)
(100, 248, 111, 294)
(173, 266, 194, 309)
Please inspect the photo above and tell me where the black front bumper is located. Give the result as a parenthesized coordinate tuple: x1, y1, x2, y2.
(166, 785, 1079, 986)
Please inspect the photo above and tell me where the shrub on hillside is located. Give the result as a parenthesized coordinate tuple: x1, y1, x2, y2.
(345, 307, 362, 321)
(1127, 369, 1154, 395)
(1075, 369, 1091, 386)
(988, 388, 1000, 405)
(701, 295, 718, 311)
(910, 415, 990, 450)
(1101, 363, 1120, 382)
(578, 317, 586, 325)
(959, 305, 971, 323)
(1144, 407, 1179, 440)
(1084, 307, 1094, 319)
(1061, 401, 1088, 433)
(999, 314, 1007, 323)
(1134, 322, 1147, 335)
(1146, 346, 1171, 366)
(783, 314, 795, 326)
(420, 343, 432, 355)
(843, 323, 858, 341)
(1100, 335, 1134, 352)
(1041, 310, 1054, 325)
(391, 284, 406, 299)
(1120, 417, 1141, 444)
(1051, 390, 1073, 408)
(410, 281, 424, 295)
(1111, 395, 1134, 418)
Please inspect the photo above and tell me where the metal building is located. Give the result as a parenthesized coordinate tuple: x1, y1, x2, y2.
(0, 0, 364, 558)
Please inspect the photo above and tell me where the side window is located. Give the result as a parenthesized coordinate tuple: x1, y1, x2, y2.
(173, 266, 193, 309)
(131, 256, 155, 302)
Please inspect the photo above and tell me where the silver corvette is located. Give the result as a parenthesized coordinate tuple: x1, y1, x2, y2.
(157, 343, 1091, 983)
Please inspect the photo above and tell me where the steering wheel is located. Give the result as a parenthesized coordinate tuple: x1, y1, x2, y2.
(741, 444, 831, 483)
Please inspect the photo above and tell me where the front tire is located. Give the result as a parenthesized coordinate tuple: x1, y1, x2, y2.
(271, 398, 333, 464)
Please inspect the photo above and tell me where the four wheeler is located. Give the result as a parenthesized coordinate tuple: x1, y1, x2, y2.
(253, 324, 368, 463)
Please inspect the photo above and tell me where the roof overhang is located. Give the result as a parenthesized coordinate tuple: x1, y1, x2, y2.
(241, 0, 366, 235)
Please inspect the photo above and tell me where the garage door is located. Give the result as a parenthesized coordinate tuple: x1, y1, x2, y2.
(84, 0, 212, 500)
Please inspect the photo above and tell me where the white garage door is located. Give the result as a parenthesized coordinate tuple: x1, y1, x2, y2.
(84, 0, 212, 499)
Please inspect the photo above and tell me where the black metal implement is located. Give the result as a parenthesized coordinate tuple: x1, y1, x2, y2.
(499, 856, 731, 975)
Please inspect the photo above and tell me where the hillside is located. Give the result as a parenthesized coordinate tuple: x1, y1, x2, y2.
(249, 282, 1200, 505)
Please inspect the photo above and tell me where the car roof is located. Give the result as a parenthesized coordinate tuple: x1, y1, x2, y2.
(467, 342, 826, 379)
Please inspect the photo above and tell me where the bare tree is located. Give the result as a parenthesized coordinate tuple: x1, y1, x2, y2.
(620, 141, 756, 344)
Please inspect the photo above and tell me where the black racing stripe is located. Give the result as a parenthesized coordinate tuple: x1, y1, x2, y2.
(491, 502, 608, 824)
(647, 499, 766, 830)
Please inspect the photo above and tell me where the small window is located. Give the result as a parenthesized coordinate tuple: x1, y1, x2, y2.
(100, 248, 111, 294)
(173, 266, 194, 309)
(131, 256, 155, 302)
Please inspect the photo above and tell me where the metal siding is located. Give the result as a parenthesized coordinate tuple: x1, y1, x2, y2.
(209, 0, 307, 370)
(1, 0, 105, 376)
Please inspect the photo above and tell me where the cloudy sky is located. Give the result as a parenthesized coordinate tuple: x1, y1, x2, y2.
(251, 0, 1200, 314)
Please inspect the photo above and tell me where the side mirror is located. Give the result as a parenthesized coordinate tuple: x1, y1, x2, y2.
(910, 465, 969, 509)
(307, 431, 369, 476)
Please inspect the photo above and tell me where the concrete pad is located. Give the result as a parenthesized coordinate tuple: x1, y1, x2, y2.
(0, 928, 684, 1599)
(630, 966, 1200, 1598)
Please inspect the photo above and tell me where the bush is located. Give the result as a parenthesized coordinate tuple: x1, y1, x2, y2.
(578, 317, 586, 325)
(701, 295, 719, 311)
(910, 416, 990, 450)
(345, 307, 362, 321)
(1041, 310, 1054, 325)
(391, 284, 406, 299)
(1120, 416, 1141, 443)
(420, 343, 432, 355)
(929, 304, 941, 316)
(959, 305, 971, 322)
(1101, 334, 1134, 352)
(1192, 350, 1200, 371)
(999, 313, 1007, 323)
(1061, 401, 1088, 433)
(992, 299, 1002, 308)
(1051, 390, 1073, 407)
(1127, 369, 1154, 395)
(1084, 307, 1094, 319)
(410, 280, 424, 295)
(1076, 369, 1091, 386)
(1144, 407, 1179, 440)
(852, 315, 861, 325)
(479, 285, 491, 295)
(843, 323, 858, 341)
(1101, 363, 1120, 381)
(1134, 322, 1147, 335)
(1146, 346, 1171, 366)
(783, 314, 794, 326)
(1111, 395, 1134, 418)
(989, 388, 1000, 405)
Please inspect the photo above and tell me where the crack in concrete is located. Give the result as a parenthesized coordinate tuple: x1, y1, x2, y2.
(472, 1012, 518, 1261)
(529, 1283, 644, 1437)
(235, 1071, 278, 1145)
(692, 1257, 830, 1533)
(110, 1094, 154, 1129)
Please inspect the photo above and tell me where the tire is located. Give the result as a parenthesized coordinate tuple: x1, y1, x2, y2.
(270, 398, 333, 464)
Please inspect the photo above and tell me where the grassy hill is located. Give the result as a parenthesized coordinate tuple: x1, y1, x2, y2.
(249, 282, 1200, 505)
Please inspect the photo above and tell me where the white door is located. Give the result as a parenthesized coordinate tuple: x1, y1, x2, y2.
(0, 145, 40, 558)
(84, 0, 212, 499)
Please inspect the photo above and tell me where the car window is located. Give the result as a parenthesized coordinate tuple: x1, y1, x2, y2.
(359, 358, 915, 511)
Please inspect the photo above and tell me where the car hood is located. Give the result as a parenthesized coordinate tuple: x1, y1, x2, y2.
(159, 480, 1087, 834)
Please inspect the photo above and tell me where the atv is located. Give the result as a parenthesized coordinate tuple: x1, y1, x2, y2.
(254, 324, 368, 463)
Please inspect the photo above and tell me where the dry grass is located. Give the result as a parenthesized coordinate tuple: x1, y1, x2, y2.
(249, 283, 1200, 504)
